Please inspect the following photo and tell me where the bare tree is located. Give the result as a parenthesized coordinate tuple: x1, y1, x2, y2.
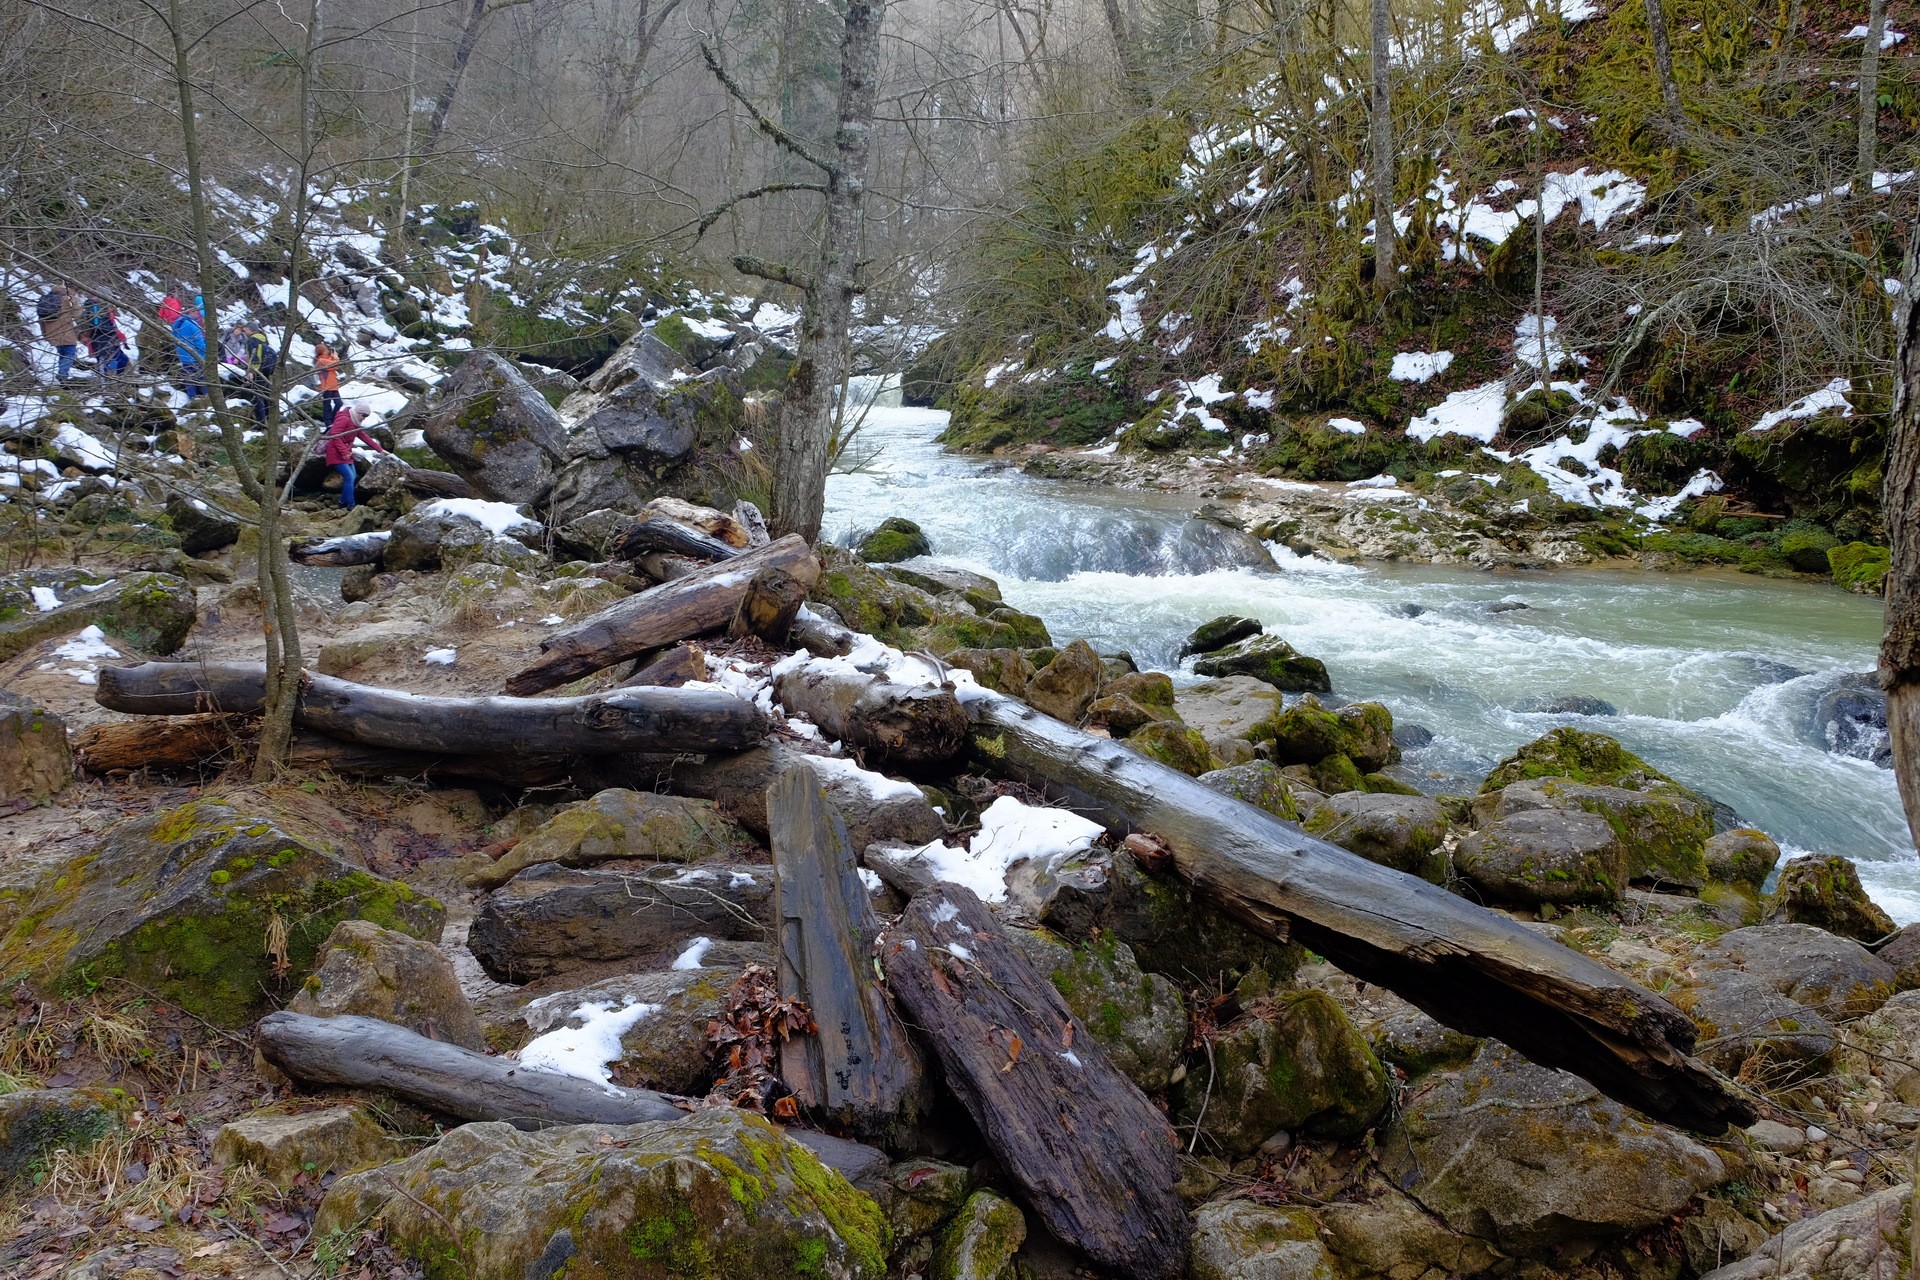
(418, 0, 538, 164)
(1882, 213, 1920, 848)
(1368, 0, 1393, 295)
(1858, 0, 1887, 189)
(1643, 0, 1682, 133)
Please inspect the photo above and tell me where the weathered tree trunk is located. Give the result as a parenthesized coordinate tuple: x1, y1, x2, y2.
(401, 467, 476, 499)
(662, 743, 946, 850)
(769, 764, 925, 1140)
(73, 714, 250, 774)
(1100, 0, 1150, 104)
(96, 662, 770, 756)
(506, 535, 820, 694)
(289, 531, 391, 567)
(772, 662, 968, 768)
(1369, 0, 1396, 293)
(1859, 0, 1888, 187)
(286, 731, 577, 787)
(610, 517, 742, 564)
(964, 691, 1751, 1133)
(729, 566, 808, 644)
(885, 888, 1188, 1280)
(254, 1011, 885, 1183)
(621, 645, 707, 689)
(1644, 0, 1684, 131)
(1881, 216, 1920, 851)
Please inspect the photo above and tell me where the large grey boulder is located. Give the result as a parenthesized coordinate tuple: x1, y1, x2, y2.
(1304, 792, 1448, 881)
(1764, 853, 1897, 943)
(420, 350, 570, 503)
(1191, 633, 1331, 693)
(288, 920, 487, 1052)
(1455, 808, 1627, 905)
(1379, 1042, 1725, 1252)
(384, 498, 543, 573)
(501, 966, 740, 1095)
(1473, 775, 1710, 888)
(1699, 1183, 1909, 1280)
(1677, 970, 1834, 1077)
(317, 1110, 888, 1280)
(1317, 1191, 1502, 1279)
(0, 1088, 132, 1186)
(1175, 676, 1283, 745)
(0, 692, 72, 806)
(1189, 1200, 1339, 1280)
(1705, 828, 1781, 892)
(0, 570, 196, 660)
(1695, 923, 1896, 1017)
(472, 789, 758, 890)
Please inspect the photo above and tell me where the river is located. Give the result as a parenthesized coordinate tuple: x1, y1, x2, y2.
(822, 403, 1920, 924)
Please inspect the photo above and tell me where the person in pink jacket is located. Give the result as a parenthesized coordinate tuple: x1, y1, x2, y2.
(323, 403, 387, 508)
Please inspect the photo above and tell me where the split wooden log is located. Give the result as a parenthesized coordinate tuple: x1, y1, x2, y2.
(964, 691, 1754, 1133)
(289, 531, 391, 567)
(729, 566, 807, 644)
(254, 1012, 886, 1185)
(768, 763, 925, 1141)
(634, 551, 704, 584)
(885, 887, 1189, 1280)
(399, 466, 475, 499)
(620, 645, 707, 689)
(95, 662, 770, 756)
(610, 517, 743, 563)
(285, 731, 577, 787)
(73, 714, 250, 774)
(506, 534, 820, 695)
(772, 661, 968, 769)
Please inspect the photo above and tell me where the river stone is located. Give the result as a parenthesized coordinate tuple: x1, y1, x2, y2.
(1174, 990, 1389, 1158)
(1180, 615, 1262, 658)
(1257, 697, 1394, 772)
(0, 801, 443, 1026)
(857, 516, 933, 563)
(1378, 1042, 1725, 1252)
(884, 562, 1001, 602)
(1878, 924, 1920, 991)
(0, 570, 196, 661)
(1455, 809, 1627, 906)
(1834, 990, 1920, 1103)
(502, 966, 737, 1095)
(933, 1189, 1024, 1280)
(467, 861, 772, 983)
(1125, 720, 1214, 775)
(1011, 929, 1189, 1092)
(1695, 924, 1895, 1017)
(1512, 693, 1618, 716)
(165, 493, 241, 555)
(1765, 853, 1897, 943)
(1024, 638, 1106, 723)
(420, 350, 569, 503)
(212, 1106, 404, 1186)
(885, 1158, 972, 1248)
(288, 920, 487, 1052)
(1304, 793, 1448, 882)
(984, 605, 1051, 648)
(1472, 776, 1710, 888)
(0, 1087, 133, 1186)
(1191, 633, 1331, 693)
(0, 692, 72, 806)
(1086, 693, 1173, 736)
(1808, 674, 1892, 768)
(1481, 727, 1682, 793)
(1103, 670, 1172, 708)
(472, 790, 758, 890)
(316, 1110, 888, 1280)
(945, 648, 1035, 697)
(1198, 761, 1300, 821)
(1681, 1197, 1774, 1277)
(1674, 971, 1834, 1078)
(1318, 1190, 1503, 1279)
(1189, 1201, 1338, 1280)
(1367, 1006, 1482, 1077)
(1705, 828, 1781, 892)
(1698, 1183, 1910, 1280)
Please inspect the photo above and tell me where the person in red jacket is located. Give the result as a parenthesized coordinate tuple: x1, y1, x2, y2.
(323, 403, 387, 508)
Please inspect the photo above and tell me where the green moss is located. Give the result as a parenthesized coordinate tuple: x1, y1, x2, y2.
(1125, 722, 1214, 776)
(1830, 542, 1891, 594)
(1481, 727, 1675, 793)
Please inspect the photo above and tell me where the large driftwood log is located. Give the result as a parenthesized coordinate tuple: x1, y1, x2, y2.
(769, 764, 925, 1140)
(289, 531, 391, 567)
(729, 566, 807, 644)
(254, 1012, 885, 1185)
(965, 691, 1752, 1133)
(886, 887, 1188, 1280)
(96, 662, 769, 756)
(661, 744, 946, 849)
(506, 535, 820, 695)
(610, 517, 743, 563)
(773, 662, 968, 769)
(73, 714, 250, 773)
(286, 731, 578, 787)
(399, 467, 475, 499)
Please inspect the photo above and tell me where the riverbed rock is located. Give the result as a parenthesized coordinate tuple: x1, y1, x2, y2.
(288, 920, 487, 1052)
(1454, 809, 1627, 906)
(814, 550, 941, 637)
(1024, 638, 1106, 723)
(212, 1106, 404, 1186)
(0, 1087, 133, 1186)
(1189, 1201, 1338, 1280)
(1378, 1042, 1725, 1252)
(1472, 776, 1711, 888)
(420, 350, 569, 503)
(472, 790, 758, 890)
(945, 647, 1036, 697)
(1198, 761, 1300, 820)
(886, 1158, 972, 1255)
(1192, 634, 1331, 693)
(385, 500, 542, 572)
(467, 861, 772, 983)
(316, 1110, 888, 1280)
(1174, 991, 1389, 1158)
(1124, 720, 1214, 775)
(502, 966, 737, 1095)
(884, 562, 1001, 602)
(165, 492, 242, 555)
(1674, 971, 1834, 1078)
(1698, 1183, 1910, 1280)
(1877, 924, 1920, 991)
(933, 1189, 1024, 1280)
(1085, 692, 1173, 736)
(1480, 727, 1679, 793)
(1765, 853, 1897, 943)
(856, 516, 932, 563)
(1694, 924, 1896, 1016)
(1366, 1006, 1483, 1077)
(0, 801, 443, 1026)
(0, 570, 196, 660)
(1011, 930, 1188, 1092)
(1317, 1190, 1503, 1279)
(1834, 990, 1920, 1102)
(1513, 693, 1618, 716)
(1176, 677, 1284, 758)
(1809, 673, 1892, 768)
(0, 692, 71, 806)
(1304, 792, 1448, 881)
(1257, 697, 1394, 772)
(1180, 615, 1262, 658)
(1705, 828, 1781, 892)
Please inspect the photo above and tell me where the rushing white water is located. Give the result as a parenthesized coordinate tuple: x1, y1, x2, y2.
(824, 405, 1920, 923)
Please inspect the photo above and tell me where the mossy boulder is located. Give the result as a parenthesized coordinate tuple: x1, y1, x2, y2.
(1829, 542, 1891, 594)
(1765, 854, 1897, 943)
(1124, 721, 1214, 775)
(164, 493, 242, 556)
(814, 551, 939, 643)
(1190, 1201, 1338, 1280)
(1257, 697, 1395, 772)
(1198, 761, 1301, 820)
(419, 350, 569, 504)
(1024, 638, 1106, 723)
(1105, 670, 1175, 709)
(1704, 828, 1781, 892)
(0, 1087, 134, 1186)
(0, 801, 443, 1026)
(497, 967, 740, 1096)
(1669, 973, 1834, 1078)
(385, 502, 543, 573)
(1173, 990, 1390, 1158)
(1085, 693, 1173, 737)
(884, 1158, 972, 1255)
(1455, 810, 1626, 906)
(212, 1106, 406, 1187)
(944, 647, 1035, 696)
(1192, 634, 1331, 693)
(1180, 615, 1262, 658)
(932, 1190, 1025, 1280)
(855, 517, 932, 564)
(289, 920, 487, 1052)
(1011, 929, 1189, 1092)
(317, 1109, 888, 1280)
(983, 606, 1050, 648)
(1480, 728, 1677, 794)
(0, 692, 72, 807)
(1780, 528, 1839, 573)
(1695, 924, 1895, 1018)
(473, 790, 757, 890)
(1305, 793, 1448, 882)
(0, 571, 196, 660)
(1473, 777, 1710, 889)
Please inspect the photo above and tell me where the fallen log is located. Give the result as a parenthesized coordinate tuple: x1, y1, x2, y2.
(964, 691, 1753, 1133)
(773, 661, 968, 769)
(289, 531, 391, 567)
(95, 662, 770, 757)
(73, 714, 250, 774)
(619, 645, 707, 689)
(769, 763, 925, 1140)
(886, 887, 1188, 1280)
(610, 516, 743, 564)
(729, 566, 807, 645)
(399, 467, 475, 499)
(634, 551, 704, 584)
(254, 1012, 886, 1186)
(661, 743, 946, 849)
(286, 731, 578, 787)
(506, 534, 820, 695)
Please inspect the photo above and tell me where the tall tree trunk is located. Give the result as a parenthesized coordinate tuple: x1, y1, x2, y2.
(1881, 219, 1920, 851)
(1643, 0, 1684, 131)
(1368, 0, 1395, 295)
(1770, 0, 1802, 85)
(768, 0, 887, 542)
(1859, 0, 1888, 190)
(1101, 0, 1150, 105)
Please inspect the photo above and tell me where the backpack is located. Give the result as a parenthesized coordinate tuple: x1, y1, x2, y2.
(247, 331, 279, 379)
(86, 302, 116, 343)
(35, 292, 61, 321)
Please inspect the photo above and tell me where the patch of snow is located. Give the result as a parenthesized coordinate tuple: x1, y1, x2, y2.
(805, 754, 928, 804)
(1751, 379, 1852, 433)
(1408, 381, 1507, 443)
(946, 941, 974, 962)
(1326, 416, 1367, 435)
(902, 797, 1104, 904)
(30, 587, 59, 612)
(516, 1000, 660, 1087)
(1636, 469, 1724, 522)
(1389, 351, 1454, 383)
(417, 497, 540, 537)
(671, 937, 715, 970)
(53, 424, 115, 471)
(51, 625, 120, 661)
(423, 648, 457, 666)
(1845, 24, 1906, 49)
(858, 868, 883, 893)
(1348, 474, 1400, 488)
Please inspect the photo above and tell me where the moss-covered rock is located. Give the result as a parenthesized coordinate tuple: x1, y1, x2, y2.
(1695, 924, 1895, 1018)
(1704, 828, 1782, 893)
(419, 350, 569, 504)
(883, 1159, 972, 1255)
(317, 1109, 888, 1280)
(473, 790, 757, 890)
(1780, 528, 1839, 573)
(813, 550, 939, 644)
(289, 920, 487, 1052)
(1455, 809, 1627, 906)
(496, 967, 739, 1096)
(1024, 638, 1106, 723)
(1191, 634, 1331, 693)
(1105, 670, 1175, 709)
(855, 517, 932, 564)
(932, 1190, 1025, 1280)
(0, 692, 72, 807)
(1173, 990, 1390, 1158)
(1189, 1200, 1338, 1280)
(944, 648, 1035, 696)
(212, 1106, 405, 1187)
(1197, 761, 1301, 820)
(1011, 929, 1188, 1092)
(1305, 793, 1448, 882)
(1180, 615, 1262, 658)
(1829, 541, 1891, 594)
(983, 606, 1050, 648)
(1473, 776, 1711, 889)
(1765, 854, 1897, 944)
(1085, 693, 1173, 737)
(0, 801, 443, 1026)
(1480, 727, 1678, 793)
(1124, 721, 1214, 775)
(1668, 972, 1834, 1079)
(0, 1087, 133, 1187)
(1256, 697, 1395, 772)
(0, 571, 196, 660)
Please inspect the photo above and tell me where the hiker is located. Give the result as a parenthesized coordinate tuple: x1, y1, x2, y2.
(242, 327, 279, 426)
(161, 295, 207, 400)
(84, 297, 130, 377)
(35, 284, 83, 382)
(322, 403, 388, 509)
(313, 339, 342, 427)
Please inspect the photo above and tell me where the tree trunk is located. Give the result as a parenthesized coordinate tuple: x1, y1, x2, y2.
(963, 691, 1751, 1133)
(289, 531, 391, 567)
(1369, 0, 1396, 293)
(401, 467, 476, 499)
(768, 1, 887, 541)
(73, 715, 251, 774)
(772, 661, 969, 769)
(1644, 0, 1684, 131)
(285, 731, 577, 787)
(610, 517, 743, 563)
(506, 535, 819, 694)
(1880, 216, 1920, 851)
(1859, 0, 1888, 189)
(95, 662, 770, 756)
(1100, 0, 1151, 105)
(885, 887, 1189, 1280)
(419, 0, 489, 163)
(663, 743, 946, 850)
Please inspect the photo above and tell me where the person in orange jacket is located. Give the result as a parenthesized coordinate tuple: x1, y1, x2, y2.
(313, 339, 342, 428)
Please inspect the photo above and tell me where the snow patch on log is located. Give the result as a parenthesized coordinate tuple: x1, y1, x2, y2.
(898, 797, 1104, 904)
(516, 999, 661, 1087)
